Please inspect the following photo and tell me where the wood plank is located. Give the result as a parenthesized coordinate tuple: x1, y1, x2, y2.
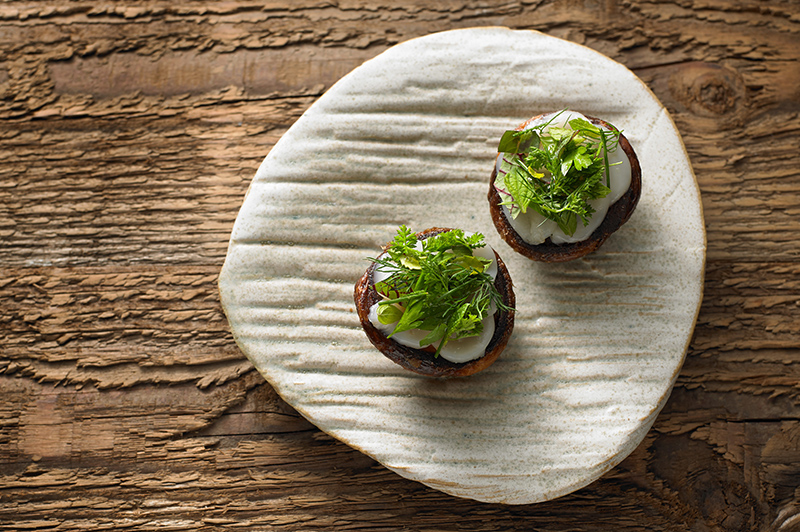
(1, 0, 799, 529)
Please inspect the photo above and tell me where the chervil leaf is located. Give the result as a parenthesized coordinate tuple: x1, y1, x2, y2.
(573, 147, 593, 171)
(464, 232, 487, 249)
(452, 313, 483, 341)
(387, 225, 418, 262)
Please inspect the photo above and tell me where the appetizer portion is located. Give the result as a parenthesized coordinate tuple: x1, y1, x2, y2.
(489, 110, 641, 262)
(354, 226, 515, 377)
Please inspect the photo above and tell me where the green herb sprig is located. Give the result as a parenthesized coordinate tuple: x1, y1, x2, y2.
(495, 112, 621, 236)
(368, 226, 512, 357)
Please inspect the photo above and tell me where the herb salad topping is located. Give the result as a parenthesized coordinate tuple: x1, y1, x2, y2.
(495, 112, 622, 237)
(368, 226, 512, 358)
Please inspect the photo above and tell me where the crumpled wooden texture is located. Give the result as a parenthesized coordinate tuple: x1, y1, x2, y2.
(2, 1, 800, 529)
(219, 28, 705, 504)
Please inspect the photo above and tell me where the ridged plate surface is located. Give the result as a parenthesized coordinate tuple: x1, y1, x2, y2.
(219, 27, 706, 504)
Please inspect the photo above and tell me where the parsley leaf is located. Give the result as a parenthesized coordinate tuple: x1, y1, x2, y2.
(368, 227, 513, 357)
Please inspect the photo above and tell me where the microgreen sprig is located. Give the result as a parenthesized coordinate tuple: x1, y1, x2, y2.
(368, 227, 512, 357)
(495, 112, 621, 236)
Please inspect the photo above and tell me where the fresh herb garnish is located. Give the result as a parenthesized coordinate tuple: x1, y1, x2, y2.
(368, 226, 512, 357)
(495, 112, 621, 236)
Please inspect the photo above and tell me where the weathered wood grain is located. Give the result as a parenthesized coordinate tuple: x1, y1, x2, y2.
(1, 0, 799, 529)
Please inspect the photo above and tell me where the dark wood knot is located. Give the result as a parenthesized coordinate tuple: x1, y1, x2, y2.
(669, 62, 745, 117)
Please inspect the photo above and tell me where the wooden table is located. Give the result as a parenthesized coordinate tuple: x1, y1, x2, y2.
(2, 1, 799, 530)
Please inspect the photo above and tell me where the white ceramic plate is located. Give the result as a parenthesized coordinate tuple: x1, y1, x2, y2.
(219, 27, 706, 504)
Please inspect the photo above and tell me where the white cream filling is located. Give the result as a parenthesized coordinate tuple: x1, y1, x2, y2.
(494, 111, 632, 245)
(368, 241, 498, 364)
